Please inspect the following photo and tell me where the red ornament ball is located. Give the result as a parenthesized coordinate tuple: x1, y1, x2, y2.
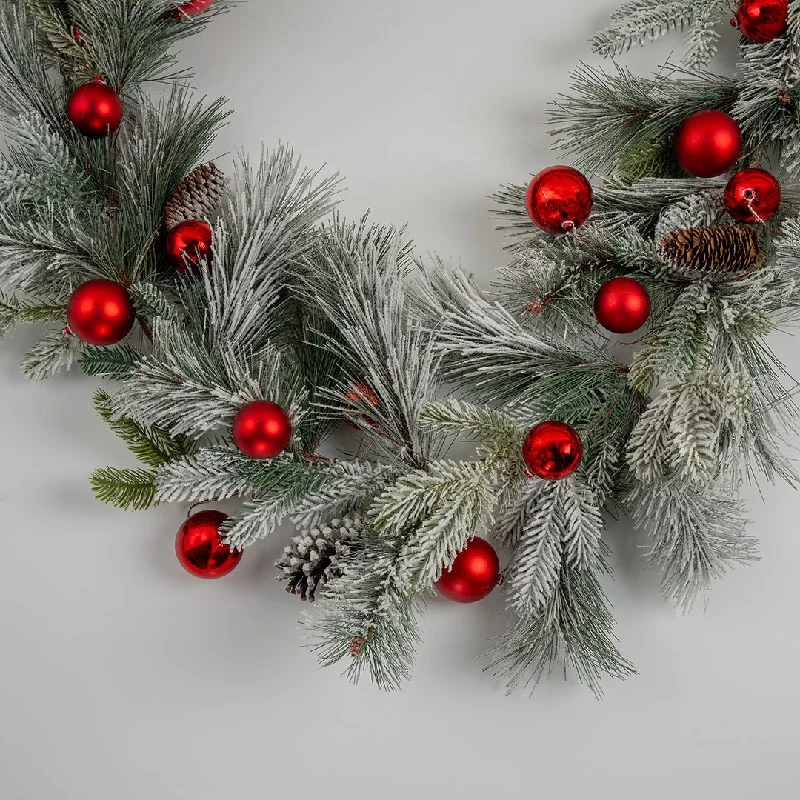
(525, 165, 593, 234)
(66, 279, 135, 346)
(435, 537, 500, 603)
(735, 0, 788, 43)
(173, 0, 214, 18)
(674, 110, 742, 178)
(724, 168, 781, 223)
(523, 421, 583, 481)
(66, 79, 123, 139)
(166, 219, 213, 273)
(345, 382, 380, 428)
(594, 276, 651, 334)
(176, 510, 242, 579)
(233, 401, 293, 459)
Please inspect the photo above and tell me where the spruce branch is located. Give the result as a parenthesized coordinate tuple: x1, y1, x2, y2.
(20, 327, 82, 379)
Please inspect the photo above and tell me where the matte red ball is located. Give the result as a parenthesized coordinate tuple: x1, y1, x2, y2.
(233, 401, 292, 459)
(176, 510, 242, 579)
(674, 110, 742, 178)
(166, 219, 213, 273)
(736, 0, 788, 42)
(724, 168, 781, 223)
(525, 165, 593, 234)
(523, 421, 583, 481)
(594, 276, 651, 334)
(435, 537, 500, 603)
(66, 79, 123, 139)
(66, 279, 135, 346)
(173, 0, 214, 18)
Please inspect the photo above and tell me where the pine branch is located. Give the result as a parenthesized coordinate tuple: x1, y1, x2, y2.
(592, 1, 726, 68)
(310, 531, 422, 691)
(630, 481, 758, 611)
(0, 289, 63, 335)
(20, 327, 82, 379)
(93, 389, 196, 468)
(489, 563, 634, 697)
(79, 342, 139, 379)
(91, 466, 157, 511)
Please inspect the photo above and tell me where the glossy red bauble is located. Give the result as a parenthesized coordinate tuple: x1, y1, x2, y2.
(674, 110, 742, 178)
(525, 165, 593, 234)
(173, 0, 214, 18)
(176, 510, 242, 579)
(735, 0, 788, 43)
(233, 401, 293, 459)
(523, 421, 583, 481)
(594, 276, 651, 334)
(435, 537, 500, 603)
(66, 279, 136, 346)
(166, 219, 213, 273)
(66, 79, 123, 139)
(724, 168, 781, 223)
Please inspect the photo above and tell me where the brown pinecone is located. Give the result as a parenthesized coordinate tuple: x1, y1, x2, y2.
(658, 225, 761, 275)
(163, 162, 226, 230)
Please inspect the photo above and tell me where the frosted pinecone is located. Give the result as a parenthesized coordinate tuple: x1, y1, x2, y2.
(276, 517, 363, 601)
(163, 162, 227, 230)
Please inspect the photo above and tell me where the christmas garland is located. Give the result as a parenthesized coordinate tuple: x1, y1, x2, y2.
(1, 0, 799, 695)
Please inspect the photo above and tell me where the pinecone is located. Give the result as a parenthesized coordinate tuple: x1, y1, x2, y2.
(276, 517, 363, 601)
(163, 162, 226, 230)
(658, 225, 761, 275)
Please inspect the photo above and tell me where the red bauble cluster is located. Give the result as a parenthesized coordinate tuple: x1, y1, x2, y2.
(233, 400, 292, 459)
(594, 276, 651, 334)
(176, 510, 242, 579)
(66, 79, 123, 139)
(724, 168, 781, 223)
(735, 0, 788, 43)
(166, 219, 213, 273)
(66, 279, 135, 346)
(173, 0, 214, 18)
(523, 421, 583, 481)
(674, 110, 742, 178)
(435, 537, 500, 603)
(525, 165, 593, 234)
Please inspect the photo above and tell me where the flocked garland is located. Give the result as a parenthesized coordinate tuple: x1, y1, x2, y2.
(1, 0, 799, 695)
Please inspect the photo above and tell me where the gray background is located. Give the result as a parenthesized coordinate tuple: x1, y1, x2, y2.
(2, 2, 799, 798)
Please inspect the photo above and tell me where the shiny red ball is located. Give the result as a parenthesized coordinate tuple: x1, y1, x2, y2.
(66, 279, 135, 346)
(525, 165, 593, 234)
(594, 276, 651, 334)
(176, 510, 242, 579)
(674, 110, 742, 178)
(233, 401, 293, 459)
(166, 219, 213, 273)
(724, 168, 781, 223)
(66, 79, 123, 139)
(435, 537, 500, 603)
(736, 0, 788, 42)
(173, 0, 214, 18)
(523, 421, 583, 481)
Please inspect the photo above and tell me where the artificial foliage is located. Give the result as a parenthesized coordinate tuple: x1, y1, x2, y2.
(1, 0, 799, 696)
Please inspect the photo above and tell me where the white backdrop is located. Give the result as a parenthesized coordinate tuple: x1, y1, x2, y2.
(2, 2, 799, 798)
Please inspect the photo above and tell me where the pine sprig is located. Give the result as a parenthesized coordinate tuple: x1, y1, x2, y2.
(90, 466, 158, 512)
(93, 390, 196, 469)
